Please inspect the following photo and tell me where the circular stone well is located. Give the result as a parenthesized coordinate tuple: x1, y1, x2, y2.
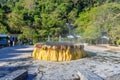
(32, 42, 86, 61)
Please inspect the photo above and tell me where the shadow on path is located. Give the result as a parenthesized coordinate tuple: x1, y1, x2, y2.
(0, 45, 33, 62)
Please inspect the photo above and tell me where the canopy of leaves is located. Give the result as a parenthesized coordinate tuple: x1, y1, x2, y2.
(75, 3, 120, 42)
(0, 0, 120, 43)
(0, 23, 8, 34)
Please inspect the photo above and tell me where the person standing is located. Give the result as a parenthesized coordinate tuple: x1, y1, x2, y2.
(10, 36, 14, 46)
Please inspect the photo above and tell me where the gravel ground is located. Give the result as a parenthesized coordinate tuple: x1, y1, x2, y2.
(0, 45, 120, 80)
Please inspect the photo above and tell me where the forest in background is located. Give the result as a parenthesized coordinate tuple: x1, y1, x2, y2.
(0, 0, 120, 44)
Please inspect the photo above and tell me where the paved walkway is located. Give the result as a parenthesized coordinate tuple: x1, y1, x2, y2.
(0, 45, 33, 64)
(0, 45, 120, 80)
(0, 45, 115, 62)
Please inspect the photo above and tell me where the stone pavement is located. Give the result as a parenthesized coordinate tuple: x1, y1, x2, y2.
(0, 45, 120, 80)
(0, 45, 33, 78)
(0, 45, 33, 62)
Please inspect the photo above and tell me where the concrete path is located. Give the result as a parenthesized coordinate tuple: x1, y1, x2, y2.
(0, 45, 120, 80)
(0, 45, 33, 63)
(0, 45, 34, 79)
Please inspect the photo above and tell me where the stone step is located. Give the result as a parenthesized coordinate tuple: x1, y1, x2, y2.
(0, 69, 28, 80)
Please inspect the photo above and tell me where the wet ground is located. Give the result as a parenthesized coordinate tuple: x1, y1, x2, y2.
(0, 45, 120, 80)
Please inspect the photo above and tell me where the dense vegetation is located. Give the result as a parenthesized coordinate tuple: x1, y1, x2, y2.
(0, 0, 120, 44)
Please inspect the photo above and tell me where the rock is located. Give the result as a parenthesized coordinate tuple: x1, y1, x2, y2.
(77, 70, 103, 80)
(35, 74, 43, 80)
(105, 73, 120, 80)
(0, 69, 28, 80)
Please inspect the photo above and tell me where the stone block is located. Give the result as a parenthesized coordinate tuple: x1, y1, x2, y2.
(77, 70, 104, 80)
(0, 69, 28, 80)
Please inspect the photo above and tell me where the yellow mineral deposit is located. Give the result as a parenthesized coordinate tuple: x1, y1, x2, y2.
(66, 46, 72, 61)
(58, 46, 63, 61)
(50, 46, 57, 61)
(77, 45, 83, 59)
(41, 45, 47, 60)
(74, 45, 79, 59)
(32, 47, 37, 58)
(46, 46, 51, 60)
(62, 46, 67, 61)
(32, 43, 86, 61)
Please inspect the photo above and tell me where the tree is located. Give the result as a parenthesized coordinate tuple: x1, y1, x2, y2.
(0, 0, 120, 44)
(0, 9, 4, 21)
(75, 3, 120, 44)
(94, 3, 120, 43)
(7, 2, 26, 33)
(84, 25, 101, 41)
(0, 23, 8, 34)
(19, 26, 38, 43)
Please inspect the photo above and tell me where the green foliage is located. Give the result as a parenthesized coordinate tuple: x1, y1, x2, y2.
(0, 9, 4, 20)
(0, 0, 120, 44)
(116, 40, 120, 45)
(2, 5, 11, 13)
(0, 23, 8, 34)
(94, 3, 120, 42)
(75, 3, 120, 44)
(18, 26, 38, 44)
(84, 25, 101, 40)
